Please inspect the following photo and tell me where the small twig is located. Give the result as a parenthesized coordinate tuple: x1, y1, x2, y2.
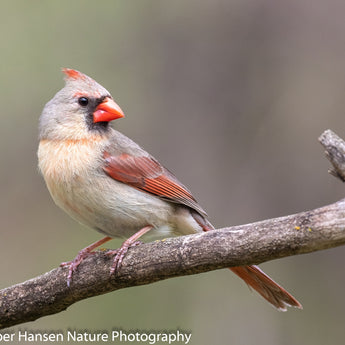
(319, 129, 345, 182)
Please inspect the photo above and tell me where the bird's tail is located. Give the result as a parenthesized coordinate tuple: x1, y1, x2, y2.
(229, 265, 302, 311)
(192, 212, 302, 310)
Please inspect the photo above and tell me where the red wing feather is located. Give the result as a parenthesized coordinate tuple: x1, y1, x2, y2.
(103, 153, 207, 216)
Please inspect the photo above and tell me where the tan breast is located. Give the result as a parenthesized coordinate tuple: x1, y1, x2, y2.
(39, 137, 104, 179)
(38, 137, 105, 212)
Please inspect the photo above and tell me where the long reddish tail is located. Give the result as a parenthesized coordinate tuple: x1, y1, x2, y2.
(192, 212, 302, 311)
(230, 265, 302, 311)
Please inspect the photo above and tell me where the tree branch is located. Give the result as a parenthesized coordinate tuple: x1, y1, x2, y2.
(319, 129, 345, 182)
(1, 129, 344, 329)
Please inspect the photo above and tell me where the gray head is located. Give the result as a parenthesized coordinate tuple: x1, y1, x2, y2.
(39, 68, 124, 141)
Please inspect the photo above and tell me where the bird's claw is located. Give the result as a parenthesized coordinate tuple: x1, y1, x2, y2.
(107, 240, 143, 276)
(60, 236, 113, 287)
(60, 249, 96, 287)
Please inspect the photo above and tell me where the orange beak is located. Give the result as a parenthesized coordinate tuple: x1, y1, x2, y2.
(93, 98, 125, 123)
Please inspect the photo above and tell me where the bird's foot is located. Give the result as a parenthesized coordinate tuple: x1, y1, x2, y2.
(107, 240, 142, 275)
(107, 225, 153, 276)
(60, 236, 112, 287)
(60, 250, 95, 287)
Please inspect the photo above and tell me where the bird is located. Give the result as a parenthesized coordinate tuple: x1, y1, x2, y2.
(37, 68, 302, 311)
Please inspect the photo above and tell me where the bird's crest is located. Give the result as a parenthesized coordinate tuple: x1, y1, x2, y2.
(61, 68, 109, 99)
(62, 68, 87, 81)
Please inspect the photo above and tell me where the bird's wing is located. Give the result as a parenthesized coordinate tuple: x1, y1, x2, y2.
(103, 152, 207, 217)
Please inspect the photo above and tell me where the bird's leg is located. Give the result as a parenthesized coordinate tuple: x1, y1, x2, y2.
(61, 236, 113, 287)
(107, 225, 153, 275)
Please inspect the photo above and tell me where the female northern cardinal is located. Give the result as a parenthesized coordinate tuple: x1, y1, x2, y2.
(38, 68, 302, 311)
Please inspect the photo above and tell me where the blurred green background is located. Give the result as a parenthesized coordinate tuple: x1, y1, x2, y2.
(1, 1, 345, 344)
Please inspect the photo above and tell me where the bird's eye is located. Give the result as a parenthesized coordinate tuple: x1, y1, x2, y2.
(78, 97, 89, 106)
